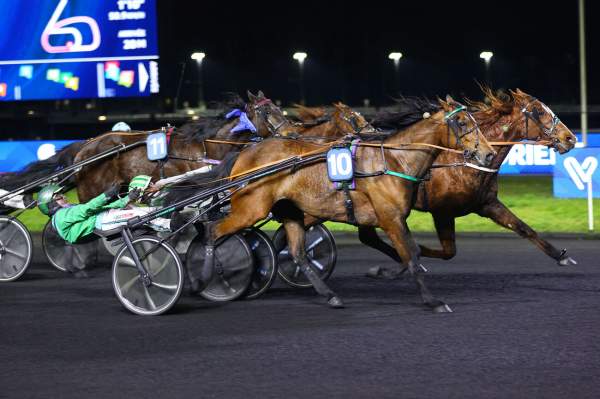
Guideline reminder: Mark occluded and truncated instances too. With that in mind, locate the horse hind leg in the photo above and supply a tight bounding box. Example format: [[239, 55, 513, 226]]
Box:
[[359, 226, 408, 280], [213, 192, 273, 239], [418, 214, 457, 260], [283, 217, 344, 308]]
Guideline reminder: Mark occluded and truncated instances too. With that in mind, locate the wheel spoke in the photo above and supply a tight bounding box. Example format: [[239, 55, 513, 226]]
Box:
[[3, 228, 18, 246], [305, 236, 324, 252], [143, 286, 157, 310], [292, 265, 301, 278], [118, 255, 137, 268], [120, 274, 141, 294], [223, 263, 251, 273], [4, 247, 27, 260], [73, 247, 86, 266], [148, 252, 171, 277], [218, 275, 235, 293], [151, 281, 178, 291], [308, 255, 325, 271]]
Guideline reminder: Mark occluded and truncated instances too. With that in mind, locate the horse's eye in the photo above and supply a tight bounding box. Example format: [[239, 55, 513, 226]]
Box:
[[458, 121, 466, 127]]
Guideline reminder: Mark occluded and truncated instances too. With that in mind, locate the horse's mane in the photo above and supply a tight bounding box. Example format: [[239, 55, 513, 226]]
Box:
[[467, 86, 516, 128], [371, 97, 441, 134], [177, 93, 246, 142], [294, 105, 328, 123]]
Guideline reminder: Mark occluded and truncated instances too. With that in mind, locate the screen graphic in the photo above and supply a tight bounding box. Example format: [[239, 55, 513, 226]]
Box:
[[0, 0, 159, 101]]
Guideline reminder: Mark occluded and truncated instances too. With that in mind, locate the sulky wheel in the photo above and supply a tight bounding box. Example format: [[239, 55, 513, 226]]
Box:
[[43, 220, 98, 273], [273, 223, 337, 288], [157, 223, 198, 257], [112, 235, 184, 316], [186, 233, 254, 302], [242, 228, 277, 299], [0, 216, 33, 282], [102, 228, 157, 257]]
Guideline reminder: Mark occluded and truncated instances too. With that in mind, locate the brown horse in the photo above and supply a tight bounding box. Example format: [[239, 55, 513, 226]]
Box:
[[203, 97, 496, 311], [283, 102, 375, 138], [73, 91, 291, 202], [362, 88, 578, 278]]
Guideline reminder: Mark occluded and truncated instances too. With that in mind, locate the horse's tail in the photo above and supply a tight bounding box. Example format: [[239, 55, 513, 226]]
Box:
[[0, 141, 85, 191], [163, 152, 240, 206]]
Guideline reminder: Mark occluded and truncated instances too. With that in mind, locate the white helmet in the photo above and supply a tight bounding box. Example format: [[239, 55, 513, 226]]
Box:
[[112, 122, 131, 132]]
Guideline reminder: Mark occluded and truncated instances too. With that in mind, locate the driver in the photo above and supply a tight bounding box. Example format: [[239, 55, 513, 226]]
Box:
[[37, 176, 171, 245]]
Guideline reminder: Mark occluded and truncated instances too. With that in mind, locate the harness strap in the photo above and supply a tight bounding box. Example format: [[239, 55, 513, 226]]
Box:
[[342, 183, 357, 225], [384, 170, 421, 182], [419, 180, 429, 210]]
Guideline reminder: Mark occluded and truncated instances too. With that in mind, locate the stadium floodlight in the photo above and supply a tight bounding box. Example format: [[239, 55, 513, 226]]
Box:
[[479, 51, 493, 63], [293, 52, 307, 64], [191, 52, 206, 62], [388, 52, 403, 62], [293, 52, 308, 104], [191, 52, 206, 109], [98, 115, 107, 121]]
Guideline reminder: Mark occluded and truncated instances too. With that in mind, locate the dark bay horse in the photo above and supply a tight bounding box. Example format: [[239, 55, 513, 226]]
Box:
[[72, 91, 291, 202], [363, 88, 578, 278], [0, 91, 291, 205], [203, 97, 495, 311]]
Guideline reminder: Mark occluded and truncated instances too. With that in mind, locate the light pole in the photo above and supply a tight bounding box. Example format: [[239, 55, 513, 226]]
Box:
[[479, 51, 493, 87], [579, 0, 588, 147], [191, 52, 206, 110], [293, 52, 307, 105], [388, 52, 402, 95]]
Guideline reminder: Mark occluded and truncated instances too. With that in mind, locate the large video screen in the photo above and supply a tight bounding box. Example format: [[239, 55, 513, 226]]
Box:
[[0, 0, 159, 101]]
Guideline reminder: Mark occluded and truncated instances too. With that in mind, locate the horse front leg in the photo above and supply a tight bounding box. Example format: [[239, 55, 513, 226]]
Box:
[[283, 218, 344, 308], [377, 212, 452, 313], [188, 192, 273, 292], [478, 199, 576, 266], [417, 214, 457, 260]]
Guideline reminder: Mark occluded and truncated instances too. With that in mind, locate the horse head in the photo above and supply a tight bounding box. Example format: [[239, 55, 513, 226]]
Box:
[[439, 95, 496, 167], [509, 88, 577, 154]]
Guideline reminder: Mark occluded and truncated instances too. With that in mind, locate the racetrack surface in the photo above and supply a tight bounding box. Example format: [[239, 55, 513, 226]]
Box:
[[1, 235, 599, 399]]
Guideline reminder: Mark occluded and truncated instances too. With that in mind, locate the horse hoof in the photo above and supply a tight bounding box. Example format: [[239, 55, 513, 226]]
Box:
[[432, 303, 453, 313], [558, 256, 577, 267], [366, 266, 383, 279], [73, 270, 89, 279], [366, 266, 402, 280], [190, 279, 206, 294], [328, 296, 345, 309]]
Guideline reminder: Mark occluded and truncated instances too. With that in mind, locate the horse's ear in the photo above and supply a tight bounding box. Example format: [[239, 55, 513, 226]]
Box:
[[445, 94, 456, 104], [257, 90, 265, 99], [438, 97, 451, 112], [513, 88, 528, 98], [247, 90, 257, 102]]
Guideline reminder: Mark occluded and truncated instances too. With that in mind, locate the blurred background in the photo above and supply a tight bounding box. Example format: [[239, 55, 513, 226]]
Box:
[[0, 0, 598, 232], [0, 0, 598, 138]]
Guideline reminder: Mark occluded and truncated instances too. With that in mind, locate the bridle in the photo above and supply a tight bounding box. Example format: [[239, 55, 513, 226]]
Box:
[[444, 104, 483, 161], [251, 98, 288, 135], [339, 110, 374, 135], [520, 97, 561, 145]]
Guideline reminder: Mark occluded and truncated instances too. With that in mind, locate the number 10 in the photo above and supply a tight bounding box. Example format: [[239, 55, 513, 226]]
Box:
[[328, 152, 352, 176]]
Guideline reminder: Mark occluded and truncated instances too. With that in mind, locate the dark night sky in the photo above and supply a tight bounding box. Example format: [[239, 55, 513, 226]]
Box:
[[157, 0, 599, 107]]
